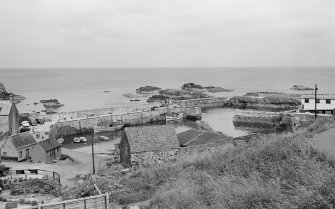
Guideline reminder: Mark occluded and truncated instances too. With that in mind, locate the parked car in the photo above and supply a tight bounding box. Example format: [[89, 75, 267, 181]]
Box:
[[31, 121, 37, 126], [80, 137, 87, 143], [73, 137, 80, 143], [21, 121, 30, 127], [100, 136, 109, 141]]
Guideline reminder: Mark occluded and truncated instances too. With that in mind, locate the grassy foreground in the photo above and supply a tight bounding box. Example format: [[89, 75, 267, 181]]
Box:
[[112, 118, 335, 208]]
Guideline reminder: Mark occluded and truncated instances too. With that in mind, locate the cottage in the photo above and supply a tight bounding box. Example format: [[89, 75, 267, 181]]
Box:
[[0, 100, 19, 136], [177, 129, 232, 147], [120, 125, 180, 166], [31, 138, 62, 163], [0, 132, 37, 161], [301, 94, 335, 115]]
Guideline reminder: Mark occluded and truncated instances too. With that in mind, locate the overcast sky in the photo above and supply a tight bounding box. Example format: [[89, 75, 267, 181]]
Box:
[[0, 0, 335, 68]]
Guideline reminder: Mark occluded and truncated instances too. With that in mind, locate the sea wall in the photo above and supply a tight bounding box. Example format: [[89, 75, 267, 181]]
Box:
[[49, 106, 201, 139], [233, 110, 292, 131], [176, 98, 227, 109]]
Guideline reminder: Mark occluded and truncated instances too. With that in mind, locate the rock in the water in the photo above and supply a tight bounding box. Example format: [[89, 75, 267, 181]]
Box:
[[205, 86, 233, 93], [291, 85, 314, 90], [136, 86, 161, 95], [123, 93, 141, 98]]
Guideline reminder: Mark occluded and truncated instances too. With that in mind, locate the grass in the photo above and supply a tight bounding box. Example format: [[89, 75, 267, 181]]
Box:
[[107, 117, 335, 208]]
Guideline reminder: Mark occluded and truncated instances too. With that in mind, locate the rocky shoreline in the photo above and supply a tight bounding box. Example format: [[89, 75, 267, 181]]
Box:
[[0, 82, 25, 103]]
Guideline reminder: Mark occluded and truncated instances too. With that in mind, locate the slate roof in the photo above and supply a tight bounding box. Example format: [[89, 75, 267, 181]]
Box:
[[8, 132, 37, 149], [0, 101, 12, 115], [177, 129, 232, 147], [124, 125, 179, 153], [302, 94, 335, 100], [38, 138, 61, 152]]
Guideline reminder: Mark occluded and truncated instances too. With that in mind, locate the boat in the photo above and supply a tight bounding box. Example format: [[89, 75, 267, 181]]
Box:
[[94, 120, 124, 133], [166, 100, 184, 122], [166, 112, 184, 121], [73, 137, 80, 143], [57, 138, 64, 144], [80, 137, 87, 143]]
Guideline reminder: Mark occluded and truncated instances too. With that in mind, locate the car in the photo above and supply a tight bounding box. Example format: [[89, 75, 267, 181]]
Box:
[[73, 137, 80, 143], [21, 121, 30, 127], [80, 137, 87, 143], [100, 136, 109, 141], [31, 121, 38, 126]]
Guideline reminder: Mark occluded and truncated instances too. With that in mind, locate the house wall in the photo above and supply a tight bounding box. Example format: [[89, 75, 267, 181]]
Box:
[[302, 98, 335, 111], [17, 146, 35, 162], [31, 145, 62, 163], [119, 132, 131, 166], [129, 143, 233, 167], [1, 140, 18, 160], [31, 145, 47, 163]]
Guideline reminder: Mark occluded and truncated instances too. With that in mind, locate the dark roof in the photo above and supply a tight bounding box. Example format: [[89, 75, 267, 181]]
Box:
[[9, 132, 37, 149], [177, 129, 232, 147], [302, 94, 335, 100], [38, 138, 61, 152], [177, 129, 203, 145], [124, 125, 179, 153]]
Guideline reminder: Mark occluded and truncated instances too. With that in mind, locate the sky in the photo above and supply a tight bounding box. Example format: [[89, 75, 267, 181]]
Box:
[[0, 0, 335, 68]]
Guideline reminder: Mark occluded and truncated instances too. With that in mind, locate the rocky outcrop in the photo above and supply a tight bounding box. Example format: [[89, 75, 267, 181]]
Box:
[[147, 88, 210, 104], [194, 120, 214, 131], [228, 96, 300, 111], [0, 82, 6, 93], [0, 82, 25, 102], [41, 99, 64, 108], [123, 93, 141, 98], [205, 86, 233, 93], [136, 86, 161, 95], [291, 85, 314, 90]]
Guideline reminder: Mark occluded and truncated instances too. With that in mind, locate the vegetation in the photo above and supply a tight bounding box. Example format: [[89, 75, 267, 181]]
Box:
[[104, 118, 335, 208], [10, 177, 62, 197]]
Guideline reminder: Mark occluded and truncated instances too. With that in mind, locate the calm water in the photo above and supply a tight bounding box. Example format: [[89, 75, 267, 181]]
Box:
[[1, 67, 335, 137]]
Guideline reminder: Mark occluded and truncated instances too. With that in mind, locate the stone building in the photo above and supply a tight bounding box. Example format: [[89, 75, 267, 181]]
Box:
[[0, 101, 19, 136], [31, 138, 62, 163], [0, 132, 37, 161], [120, 125, 180, 167]]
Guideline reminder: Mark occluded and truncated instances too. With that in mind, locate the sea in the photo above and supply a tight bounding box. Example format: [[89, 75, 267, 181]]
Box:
[[1, 67, 335, 137]]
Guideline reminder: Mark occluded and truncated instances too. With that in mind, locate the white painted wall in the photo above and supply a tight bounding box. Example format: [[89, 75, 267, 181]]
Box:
[[301, 98, 335, 110]]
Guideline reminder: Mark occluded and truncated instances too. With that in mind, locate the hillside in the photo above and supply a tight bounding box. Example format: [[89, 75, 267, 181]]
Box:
[[110, 118, 335, 208]]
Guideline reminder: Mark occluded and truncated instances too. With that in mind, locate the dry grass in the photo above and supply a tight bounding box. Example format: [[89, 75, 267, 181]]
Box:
[[111, 118, 335, 208]]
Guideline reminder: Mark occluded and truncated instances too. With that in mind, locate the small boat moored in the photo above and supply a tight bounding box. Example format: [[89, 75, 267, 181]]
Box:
[[166, 112, 184, 122]]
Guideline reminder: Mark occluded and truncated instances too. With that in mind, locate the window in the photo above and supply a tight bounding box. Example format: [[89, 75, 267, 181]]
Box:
[[305, 99, 309, 103], [326, 99, 331, 104], [19, 151, 22, 158], [2, 152, 7, 156], [316, 99, 320, 103]]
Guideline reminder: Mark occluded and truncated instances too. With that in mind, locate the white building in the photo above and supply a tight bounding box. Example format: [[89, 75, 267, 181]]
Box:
[[301, 94, 335, 115]]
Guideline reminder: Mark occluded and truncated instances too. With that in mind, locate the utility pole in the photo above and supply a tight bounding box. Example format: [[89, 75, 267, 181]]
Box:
[[315, 84, 318, 119], [91, 130, 95, 174]]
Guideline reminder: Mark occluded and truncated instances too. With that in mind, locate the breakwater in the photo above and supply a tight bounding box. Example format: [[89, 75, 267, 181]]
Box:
[[176, 98, 227, 109], [49, 106, 201, 140]]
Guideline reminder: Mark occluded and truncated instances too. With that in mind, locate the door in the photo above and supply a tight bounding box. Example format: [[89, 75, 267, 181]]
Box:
[[26, 149, 30, 159]]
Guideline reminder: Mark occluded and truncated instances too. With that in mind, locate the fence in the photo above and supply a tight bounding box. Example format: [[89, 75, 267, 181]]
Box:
[[35, 193, 109, 209]]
